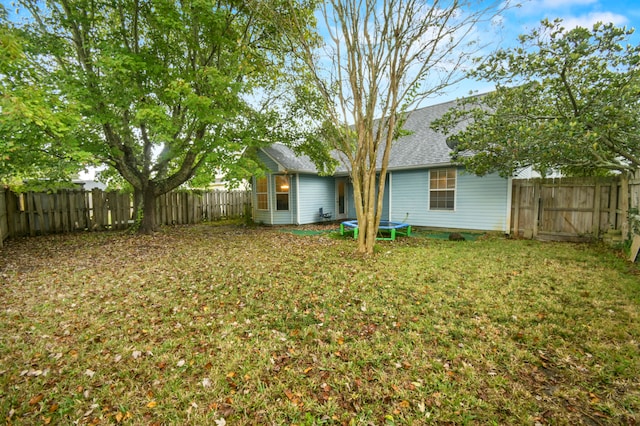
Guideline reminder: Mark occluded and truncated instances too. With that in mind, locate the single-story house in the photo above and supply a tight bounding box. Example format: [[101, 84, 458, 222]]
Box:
[[252, 99, 513, 233]]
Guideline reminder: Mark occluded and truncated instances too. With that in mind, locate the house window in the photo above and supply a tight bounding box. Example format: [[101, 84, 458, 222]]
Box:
[[275, 175, 290, 211], [430, 168, 456, 210], [256, 177, 268, 210]]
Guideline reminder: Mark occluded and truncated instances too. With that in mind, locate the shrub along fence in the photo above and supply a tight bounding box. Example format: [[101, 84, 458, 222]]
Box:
[[511, 175, 640, 243], [0, 188, 251, 242]]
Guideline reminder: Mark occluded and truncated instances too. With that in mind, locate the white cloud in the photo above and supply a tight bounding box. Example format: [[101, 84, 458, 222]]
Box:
[[539, 0, 597, 8], [560, 11, 629, 29], [518, 0, 597, 15]]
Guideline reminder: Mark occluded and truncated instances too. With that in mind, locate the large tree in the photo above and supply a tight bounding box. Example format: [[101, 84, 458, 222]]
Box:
[[1, 7, 90, 187], [8, 0, 315, 233], [432, 19, 640, 177], [289, 0, 506, 255]]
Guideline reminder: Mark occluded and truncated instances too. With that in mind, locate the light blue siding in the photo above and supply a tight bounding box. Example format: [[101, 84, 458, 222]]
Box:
[[297, 174, 335, 224], [344, 175, 389, 221], [381, 177, 390, 221], [390, 169, 509, 231], [347, 183, 356, 218], [257, 150, 282, 172]]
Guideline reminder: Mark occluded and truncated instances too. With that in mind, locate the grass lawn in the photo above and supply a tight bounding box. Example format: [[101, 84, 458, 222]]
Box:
[[1, 222, 639, 425]]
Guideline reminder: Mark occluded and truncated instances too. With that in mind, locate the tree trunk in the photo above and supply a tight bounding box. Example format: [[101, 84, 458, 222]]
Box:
[[355, 168, 382, 256], [138, 186, 157, 234], [133, 188, 143, 220], [364, 170, 378, 255]]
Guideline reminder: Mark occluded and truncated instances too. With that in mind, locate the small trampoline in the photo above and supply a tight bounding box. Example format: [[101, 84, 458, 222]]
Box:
[[340, 220, 411, 241]]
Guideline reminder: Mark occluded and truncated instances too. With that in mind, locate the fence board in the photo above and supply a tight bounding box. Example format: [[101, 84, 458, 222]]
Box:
[[69, 191, 78, 231], [35, 194, 47, 235]]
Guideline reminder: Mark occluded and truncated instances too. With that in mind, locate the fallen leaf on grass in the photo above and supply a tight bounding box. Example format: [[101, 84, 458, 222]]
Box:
[[284, 389, 303, 407], [29, 394, 44, 405], [147, 400, 157, 408]]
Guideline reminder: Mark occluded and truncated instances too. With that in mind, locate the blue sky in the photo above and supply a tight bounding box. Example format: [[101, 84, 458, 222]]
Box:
[[422, 0, 640, 103], [3, 0, 638, 104], [441, 0, 640, 103]]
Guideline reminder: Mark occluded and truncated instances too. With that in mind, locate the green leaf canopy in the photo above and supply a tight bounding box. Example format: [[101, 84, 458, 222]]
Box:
[[433, 19, 640, 177], [3, 0, 316, 231]]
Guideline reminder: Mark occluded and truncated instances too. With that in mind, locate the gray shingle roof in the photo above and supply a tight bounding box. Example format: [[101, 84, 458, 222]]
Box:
[[261, 98, 461, 174], [261, 144, 319, 173]]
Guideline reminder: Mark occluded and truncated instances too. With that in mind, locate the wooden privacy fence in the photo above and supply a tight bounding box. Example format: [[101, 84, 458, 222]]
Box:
[[0, 188, 251, 241], [511, 176, 639, 242], [154, 190, 251, 226]]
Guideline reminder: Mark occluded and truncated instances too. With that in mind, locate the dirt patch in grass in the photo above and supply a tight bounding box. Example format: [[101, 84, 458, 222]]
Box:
[[1, 223, 639, 425]]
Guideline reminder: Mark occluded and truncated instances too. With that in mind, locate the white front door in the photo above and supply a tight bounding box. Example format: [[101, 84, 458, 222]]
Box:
[[335, 179, 347, 220]]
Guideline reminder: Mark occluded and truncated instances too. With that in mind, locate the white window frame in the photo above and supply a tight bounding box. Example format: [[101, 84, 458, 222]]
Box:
[[429, 168, 456, 211], [275, 175, 290, 211], [256, 176, 268, 211]]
